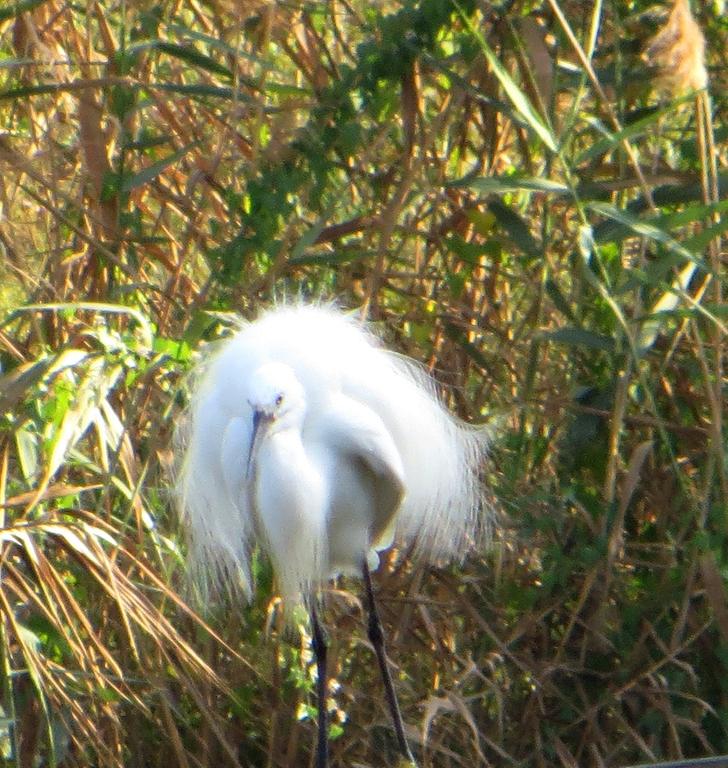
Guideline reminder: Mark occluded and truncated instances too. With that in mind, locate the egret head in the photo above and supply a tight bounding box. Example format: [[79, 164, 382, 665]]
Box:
[[246, 362, 306, 478], [247, 362, 305, 421]]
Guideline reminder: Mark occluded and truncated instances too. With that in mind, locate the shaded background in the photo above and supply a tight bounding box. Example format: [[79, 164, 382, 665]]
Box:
[[0, 0, 726, 766]]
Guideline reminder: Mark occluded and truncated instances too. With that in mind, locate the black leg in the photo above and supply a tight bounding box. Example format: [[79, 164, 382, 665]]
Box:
[[310, 604, 329, 768], [362, 560, 416, 766]]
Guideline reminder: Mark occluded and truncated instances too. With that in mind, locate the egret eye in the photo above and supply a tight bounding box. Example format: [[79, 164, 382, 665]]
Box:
[[275, 393, 284, 407]]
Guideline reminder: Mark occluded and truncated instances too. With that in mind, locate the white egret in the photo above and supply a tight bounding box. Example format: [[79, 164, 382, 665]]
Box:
[[177, 302, 490, 767]]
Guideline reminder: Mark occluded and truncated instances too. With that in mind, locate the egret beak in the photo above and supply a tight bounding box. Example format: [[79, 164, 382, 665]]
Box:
[[246, 409, 270, 480]]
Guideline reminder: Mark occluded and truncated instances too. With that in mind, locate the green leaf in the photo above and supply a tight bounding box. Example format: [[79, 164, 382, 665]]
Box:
[[421, 51, 540, 134], [457, 7, 557, 152], [166, 23, 274, 69], [0, 80, 265, 105], [622, 251, 685, 291], [9, 303, 154, 348], [0, 83, 67, 100], [288, 221, 327, 263], [264, 83, 311, 97], [465, 210, 497, 238], [655, 199, 728, 230], [43, 358, 123, 484], [545, 279, 578, 324], [123, 133, 173, 151], [288, 249, 375, 266], [597, 199, 728, 247], [636, 262, 697, 353], [541, 327, 615, 352], [608, 172, 728, 218], [589, 202, 702, 265], [456, 175, 569, 195], [444, 324, 491, 370], [15, 425, 39, 483], [120, 142, 199, 194], [127, 40, 233, 79], [0, 359, 53, 415], [576, 95, 694, 163], [0, 0, 48, 21], [444, 235, 489, 265], [681, 215, 728, 255], [149, 82, 258, 102], [152, 337, 191, 361], [487, 199, 540, 259]]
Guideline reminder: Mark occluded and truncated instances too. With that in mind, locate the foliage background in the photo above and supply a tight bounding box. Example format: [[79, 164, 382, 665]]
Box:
[[0, 0, 726, 766]]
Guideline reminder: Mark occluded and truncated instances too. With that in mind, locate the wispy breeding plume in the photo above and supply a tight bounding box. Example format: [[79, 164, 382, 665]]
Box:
[[644, 0, 708, 94]]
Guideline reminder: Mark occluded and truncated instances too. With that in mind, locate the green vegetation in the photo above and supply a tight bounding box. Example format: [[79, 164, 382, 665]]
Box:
[[0, 0, 725, 765]]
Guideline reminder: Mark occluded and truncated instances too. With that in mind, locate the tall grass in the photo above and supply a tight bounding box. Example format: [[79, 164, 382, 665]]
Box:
[[0, 0, 725, 765]]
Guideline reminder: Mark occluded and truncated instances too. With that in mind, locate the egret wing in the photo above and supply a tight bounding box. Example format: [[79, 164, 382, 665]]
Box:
[[314, 395, 406, 549]]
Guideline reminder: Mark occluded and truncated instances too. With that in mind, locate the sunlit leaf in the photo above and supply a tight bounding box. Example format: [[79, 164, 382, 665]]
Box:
[[458, 175, 569, 195], [120, 142, 200, 194], [14, 425, 38, 483], [458, 8, 557, 151]]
